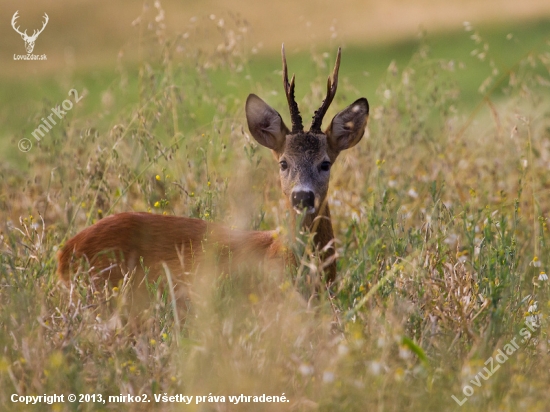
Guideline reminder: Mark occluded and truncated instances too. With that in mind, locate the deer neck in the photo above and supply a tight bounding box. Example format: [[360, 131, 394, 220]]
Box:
[[289, 199, 337, 282]]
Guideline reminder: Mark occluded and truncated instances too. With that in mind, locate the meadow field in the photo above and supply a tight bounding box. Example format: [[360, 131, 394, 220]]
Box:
[[2, 1, 550, 411]]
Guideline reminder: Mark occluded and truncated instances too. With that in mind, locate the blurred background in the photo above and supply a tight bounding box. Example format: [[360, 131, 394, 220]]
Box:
[[2, 0, 550, 75], [1, 0, 549, 164]]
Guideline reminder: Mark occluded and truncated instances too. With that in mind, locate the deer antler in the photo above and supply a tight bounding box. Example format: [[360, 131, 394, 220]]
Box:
[[310, 47, 341, 133], [282, 44, 304, 133], [11, 11, 27, 37], [11, 11, 49, 41], [30, 13, 49, 40]]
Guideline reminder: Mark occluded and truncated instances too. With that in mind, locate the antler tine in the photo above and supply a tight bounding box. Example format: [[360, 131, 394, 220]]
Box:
[[11, 11, 26, 36], [11, 10, 19, 26], [282, 44, 304, 133], [31, 13, 49, 39], [41, 13, 49, 30], [310, 47, 341, 133]]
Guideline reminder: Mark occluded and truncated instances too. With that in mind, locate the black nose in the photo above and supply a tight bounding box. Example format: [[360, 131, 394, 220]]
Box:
[[292, 191, 315, 210]]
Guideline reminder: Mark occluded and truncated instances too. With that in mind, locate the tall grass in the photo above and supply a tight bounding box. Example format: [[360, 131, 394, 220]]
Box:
[[2, 3, 550, 411]]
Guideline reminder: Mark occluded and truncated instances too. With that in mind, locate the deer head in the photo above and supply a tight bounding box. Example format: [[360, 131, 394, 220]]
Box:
[[246, 45, 369, 216], [11, 11, 49, 54]]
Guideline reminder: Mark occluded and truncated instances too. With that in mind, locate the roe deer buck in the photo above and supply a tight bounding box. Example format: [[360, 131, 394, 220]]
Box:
[[57, 45, 369, 287]]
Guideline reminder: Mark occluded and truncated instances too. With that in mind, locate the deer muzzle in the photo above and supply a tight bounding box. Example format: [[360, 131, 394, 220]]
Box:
[[291, 190, 315, 214]]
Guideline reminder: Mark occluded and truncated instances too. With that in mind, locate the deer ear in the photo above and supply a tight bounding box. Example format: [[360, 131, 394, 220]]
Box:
[[246, 94, 289, 152], [326, 98, 369, 153]]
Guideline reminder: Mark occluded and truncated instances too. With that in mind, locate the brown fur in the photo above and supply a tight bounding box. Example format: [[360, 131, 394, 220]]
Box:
[[300, 202, 337, 282], [57, 212, 284, 286]]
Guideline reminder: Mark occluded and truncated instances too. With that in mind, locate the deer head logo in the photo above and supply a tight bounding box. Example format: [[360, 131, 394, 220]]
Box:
[[11, 11, 49, 54]]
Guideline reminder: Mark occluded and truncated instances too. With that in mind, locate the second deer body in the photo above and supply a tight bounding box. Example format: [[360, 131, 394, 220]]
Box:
[[57, 46, 369, 287]]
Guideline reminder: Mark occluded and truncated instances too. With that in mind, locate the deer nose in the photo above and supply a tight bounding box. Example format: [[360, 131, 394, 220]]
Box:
[[292, 190, 315, 212]]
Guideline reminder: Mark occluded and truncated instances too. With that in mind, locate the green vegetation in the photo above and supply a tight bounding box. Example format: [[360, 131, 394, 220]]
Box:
[[1, 6, 550, 412], [3, 17, 549, 166]]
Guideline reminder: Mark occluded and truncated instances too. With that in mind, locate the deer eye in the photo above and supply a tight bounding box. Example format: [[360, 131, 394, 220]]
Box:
[[319, 161, 331, 172], [279, 160, 288, 171]]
